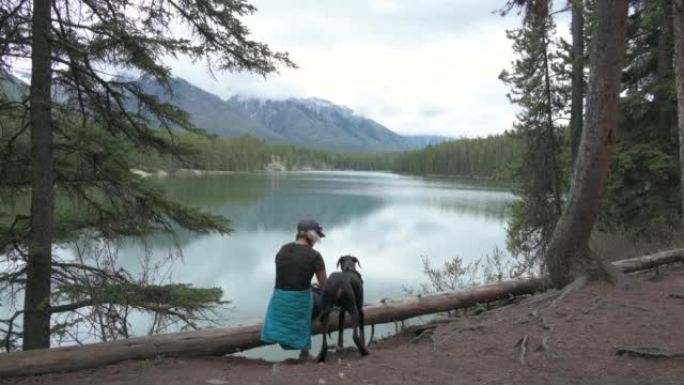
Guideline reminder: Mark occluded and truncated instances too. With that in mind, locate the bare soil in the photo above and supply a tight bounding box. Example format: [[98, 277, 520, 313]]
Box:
[[4, 266, 684, 385]]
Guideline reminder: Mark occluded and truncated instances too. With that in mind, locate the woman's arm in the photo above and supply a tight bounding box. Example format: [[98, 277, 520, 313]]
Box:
[[315, 268, 327, 288]]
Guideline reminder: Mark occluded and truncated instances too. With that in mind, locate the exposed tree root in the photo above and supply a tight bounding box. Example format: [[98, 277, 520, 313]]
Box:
[[616, 347, 684, 359], [436, 325, 484, 345], [516, 311, 538, 325], [595, 252, 633, 290], [460, 325, 485, 332], [557, 306, 577, 322], [410, 327, 435, 344], [582, 297, 602, 314], [550, 248, 633, 295], [520, 290, 561, 306], [612, 302, 650, 312], [566, 310, 576, 322], [551, 275, 588, 308], [667, 293, 684, 301], [515, 334, 529, 365], [537, 336, 550, 352]]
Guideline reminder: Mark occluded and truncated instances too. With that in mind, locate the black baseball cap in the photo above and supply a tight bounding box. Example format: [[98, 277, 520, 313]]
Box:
[[297, 219, 325, 238]]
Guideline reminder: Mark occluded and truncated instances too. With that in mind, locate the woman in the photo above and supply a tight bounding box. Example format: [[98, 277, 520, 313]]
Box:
[[261, 219, 327, 359]]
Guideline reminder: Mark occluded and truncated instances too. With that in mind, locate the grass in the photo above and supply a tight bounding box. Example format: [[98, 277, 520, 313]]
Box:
[[590, 226, 684, 262]]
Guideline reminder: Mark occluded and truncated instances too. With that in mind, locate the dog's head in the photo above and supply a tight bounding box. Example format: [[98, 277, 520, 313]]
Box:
[[337, 255, 361, 272]]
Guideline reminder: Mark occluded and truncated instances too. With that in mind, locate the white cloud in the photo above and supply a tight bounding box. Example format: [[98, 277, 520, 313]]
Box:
[[168, 1, 565, 138]]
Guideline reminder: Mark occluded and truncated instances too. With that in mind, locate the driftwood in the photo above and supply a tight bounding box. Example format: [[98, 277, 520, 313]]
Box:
[[0, 249, 683, 377]]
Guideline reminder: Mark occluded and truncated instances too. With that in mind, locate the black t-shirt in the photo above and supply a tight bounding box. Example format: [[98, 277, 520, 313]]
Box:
[[274, 242, 325, 291]]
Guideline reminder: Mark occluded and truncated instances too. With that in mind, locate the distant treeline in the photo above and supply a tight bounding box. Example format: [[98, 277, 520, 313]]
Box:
[[389, 134, 520, 178], [138, 133, 520, 180]]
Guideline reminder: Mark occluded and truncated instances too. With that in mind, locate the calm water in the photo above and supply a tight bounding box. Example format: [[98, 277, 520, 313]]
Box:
[[112, 171, 514, 359]]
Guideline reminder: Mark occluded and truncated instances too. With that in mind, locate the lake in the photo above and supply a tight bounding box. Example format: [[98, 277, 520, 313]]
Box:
[[113, 171, 515, 359]]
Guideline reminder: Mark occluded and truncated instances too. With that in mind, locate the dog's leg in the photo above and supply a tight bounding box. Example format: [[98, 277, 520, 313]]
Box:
[[316, 311, 331, 363], [356, 287, 368, 351], [337, 309, 345, 349], [358, 307, 367, 347], [347, 302, 369, 356], [312, 291, 322, 320]]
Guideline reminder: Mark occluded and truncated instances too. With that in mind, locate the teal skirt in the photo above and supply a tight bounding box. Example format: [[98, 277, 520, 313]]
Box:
[[261, 288, 313, 350]]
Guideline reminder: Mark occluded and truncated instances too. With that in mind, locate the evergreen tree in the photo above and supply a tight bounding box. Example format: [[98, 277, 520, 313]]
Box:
[[499, 1, 567, 264], [0, 0, 292, 349], [602, 0, 680, 235]]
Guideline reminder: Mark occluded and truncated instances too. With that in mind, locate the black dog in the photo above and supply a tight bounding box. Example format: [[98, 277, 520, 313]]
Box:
[[312, 285, 322, 320], [316, 255, 369, 362]]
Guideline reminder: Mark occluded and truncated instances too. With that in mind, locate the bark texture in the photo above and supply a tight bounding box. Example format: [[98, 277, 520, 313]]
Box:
[[542, 20, 563, 215], [655, 0, 674, 140], [545, 0, 629, 288], [23, 0, 54, 350], [674, 0, 684, 216], [570, 0, 585, 163]]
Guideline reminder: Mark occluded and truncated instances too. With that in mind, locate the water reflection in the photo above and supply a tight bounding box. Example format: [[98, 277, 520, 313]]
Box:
[[114, 171, 515, 358]]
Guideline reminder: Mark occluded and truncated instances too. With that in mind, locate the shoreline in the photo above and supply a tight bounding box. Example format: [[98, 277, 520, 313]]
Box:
[[6, 264, 684, 384], [130, 167, 508, 184]]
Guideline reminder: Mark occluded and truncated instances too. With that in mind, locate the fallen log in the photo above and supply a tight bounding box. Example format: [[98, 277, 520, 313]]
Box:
[[0, 278, 544, 377], [1, 249, 683, 377], [612, 248, 684, 273]]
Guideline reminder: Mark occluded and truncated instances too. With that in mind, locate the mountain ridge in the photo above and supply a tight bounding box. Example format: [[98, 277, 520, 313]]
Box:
[[223, 94, 412, 151], [1, 72, 453, 152]]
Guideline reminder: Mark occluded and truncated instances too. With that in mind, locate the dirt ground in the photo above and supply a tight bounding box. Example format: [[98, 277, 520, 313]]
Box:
[[4, 266, 684, 385]]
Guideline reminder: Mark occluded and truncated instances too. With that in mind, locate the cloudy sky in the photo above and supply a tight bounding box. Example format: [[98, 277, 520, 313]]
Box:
[[170, 1, 567, 138]]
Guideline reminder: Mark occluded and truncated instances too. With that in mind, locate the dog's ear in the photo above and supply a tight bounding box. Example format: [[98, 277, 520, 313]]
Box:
[[353, 257, 361, 268], [337, 257, 343, 269]]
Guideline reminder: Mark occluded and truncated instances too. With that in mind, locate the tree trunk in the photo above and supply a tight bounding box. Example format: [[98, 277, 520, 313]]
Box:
[[655, 0, 674, 140], [23, 0, 54, 350], [674, 0, 684, 217], [570, 0, 585, 163], [545, 0, 629, 288], [542, 21, 563, 215]]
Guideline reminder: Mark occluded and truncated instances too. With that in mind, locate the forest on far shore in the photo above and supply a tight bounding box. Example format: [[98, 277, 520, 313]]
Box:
[[138, 133, 520, 180]]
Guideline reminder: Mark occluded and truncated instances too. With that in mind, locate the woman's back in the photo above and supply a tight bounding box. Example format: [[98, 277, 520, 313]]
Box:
[[275, 242, 324, 291]]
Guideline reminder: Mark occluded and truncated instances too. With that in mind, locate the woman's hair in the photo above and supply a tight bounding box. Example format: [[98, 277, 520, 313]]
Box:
[[296, 229, 321, 245]]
